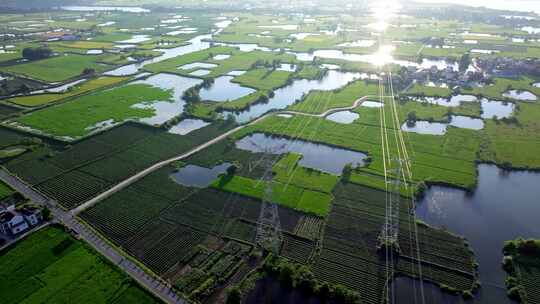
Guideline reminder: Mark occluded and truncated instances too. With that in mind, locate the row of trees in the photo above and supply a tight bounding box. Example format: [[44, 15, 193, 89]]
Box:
[[228, 256, 361, 304], [22, 46, 52, 61]]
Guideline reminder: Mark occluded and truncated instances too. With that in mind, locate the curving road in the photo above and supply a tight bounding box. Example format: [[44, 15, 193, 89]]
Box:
[[73, 96, 370, 215], [0, 95, 371, 304], [0, 169, 185, 304]]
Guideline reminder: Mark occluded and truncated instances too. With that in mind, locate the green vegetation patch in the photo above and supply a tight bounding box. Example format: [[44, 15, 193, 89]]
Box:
[[273, 153, 339, 193], [0, 180, 14, 200], [0, 225, 161, 304], [14, 84, 173, 138], [288, 80, 379, 114], [502, 239, 540, 303], [211, 175, 332, 216], [232, 68, 292, 90], [480, 102, 540, 169], [3, 54, 113, 82], [6, 76, 130, 107], [463, 77, 540, 100]]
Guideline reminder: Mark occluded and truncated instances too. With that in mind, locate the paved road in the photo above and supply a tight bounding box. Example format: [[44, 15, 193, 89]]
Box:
[[73, 96, 370, 215], [73, 110, 274, 215], [0, 169, 184, 304], [0, 95, 371, 303]]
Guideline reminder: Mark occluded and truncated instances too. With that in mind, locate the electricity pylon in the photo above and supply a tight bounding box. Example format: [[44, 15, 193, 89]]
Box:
[[248, 139, 284, 254]]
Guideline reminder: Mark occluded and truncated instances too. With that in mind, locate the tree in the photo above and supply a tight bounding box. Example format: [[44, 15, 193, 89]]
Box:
[[22, 47, 52, 61], [225, 286, 242, 304], [82, 68, 96, 76], [459, 53, 471, 73], [41, 206, 51, 221], [342, 163, 353, 182], [226, 164, 238, 176], [278, 262, 295, 287], [406, 111, 417, 127]]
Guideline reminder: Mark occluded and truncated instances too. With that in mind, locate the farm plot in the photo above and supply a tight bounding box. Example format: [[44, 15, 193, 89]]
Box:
[[14, 84, 173, 138], [288, 79, 379, 114], [0, 126, 32, 148], [0, 103, 23, 120], [273, 153, 339, 193], [5, 121, 234, 210], [0, 225, 161, 304], [5, 76, 130, 107], [235, 109, 480, 189], [314, 182, 477, 298], [211, 175, 333, 217], [2, 54, 113, 83], [0, 180, 14, 200], [502, 239, 540, 304]]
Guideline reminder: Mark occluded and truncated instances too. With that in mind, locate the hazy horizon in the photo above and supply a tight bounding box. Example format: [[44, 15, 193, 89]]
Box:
[[413, 0, 540, 14]]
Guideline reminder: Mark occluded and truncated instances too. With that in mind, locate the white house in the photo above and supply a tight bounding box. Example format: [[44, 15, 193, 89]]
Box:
[[0, 211, 29, 235], [20, 207, 43, 226]]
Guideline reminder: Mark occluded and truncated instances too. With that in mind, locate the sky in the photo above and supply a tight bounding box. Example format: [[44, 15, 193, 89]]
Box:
[[413, 0, 540, 14]]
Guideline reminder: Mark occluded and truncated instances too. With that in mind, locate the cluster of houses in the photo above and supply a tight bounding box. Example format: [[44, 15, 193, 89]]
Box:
[[475, 57, 540, 78], [0, 201, 43, 236]]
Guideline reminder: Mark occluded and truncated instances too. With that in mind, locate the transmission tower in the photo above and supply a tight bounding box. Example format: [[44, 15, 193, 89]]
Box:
[[248, 140, 284, 254], [378, 157, 404, 255]]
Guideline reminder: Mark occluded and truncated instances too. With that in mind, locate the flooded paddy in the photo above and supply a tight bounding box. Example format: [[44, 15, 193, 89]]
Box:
[[401, 121, 447, 135], [170, 163, 231, 188], [168, 119, 210, 135], [105, 34, 212, 76], [521, 26, 540, 34], [502, 90, 537, 101], [449, 115, 484, 130], [199, 76, 256, 102], [471, 49, 500, 55], [325, 110, 359, 124], [417, 164, 540, 304], [290, 32, 319, 40], [480, 99, 514, 119], [118, 35, 151, 44], [86, 49, 103, 55], [189, 69, 211, 76], [223, 70, 361, 123], [338, 40, 376, 47], [131, 73, 202, 125], [276, 63, 297, 72], [31, 78, 87, 94], [361, 101, 384, 108], [227, 70, 247, 76], [412, 95, 477, 107], [212, 54, 230, 60], [178, 62, 217, 70], [235, 133, 367, 174]]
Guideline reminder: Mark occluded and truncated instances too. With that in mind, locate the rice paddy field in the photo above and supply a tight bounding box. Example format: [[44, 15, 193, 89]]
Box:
[[0, 225, 161, 304], [0, 2, 539, 304]]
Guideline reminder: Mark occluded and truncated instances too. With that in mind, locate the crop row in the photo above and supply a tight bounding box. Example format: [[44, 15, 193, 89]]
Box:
[[279, 233, 315, 264], [396, 258, 475, 292], [36, 170, 112, 209], [293, 215, 323, 240], [312, 257, 385, 304], [81, 187, 177, 244], [123, 219, 177, 258], [138, 225, 207, 274]]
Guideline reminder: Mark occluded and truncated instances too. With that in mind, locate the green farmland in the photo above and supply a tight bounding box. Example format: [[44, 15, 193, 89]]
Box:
[[3, 54, 113, 83], [0, 3, 539, 304], [15, 84, 173, 138], [0, 225, 161, 304]]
